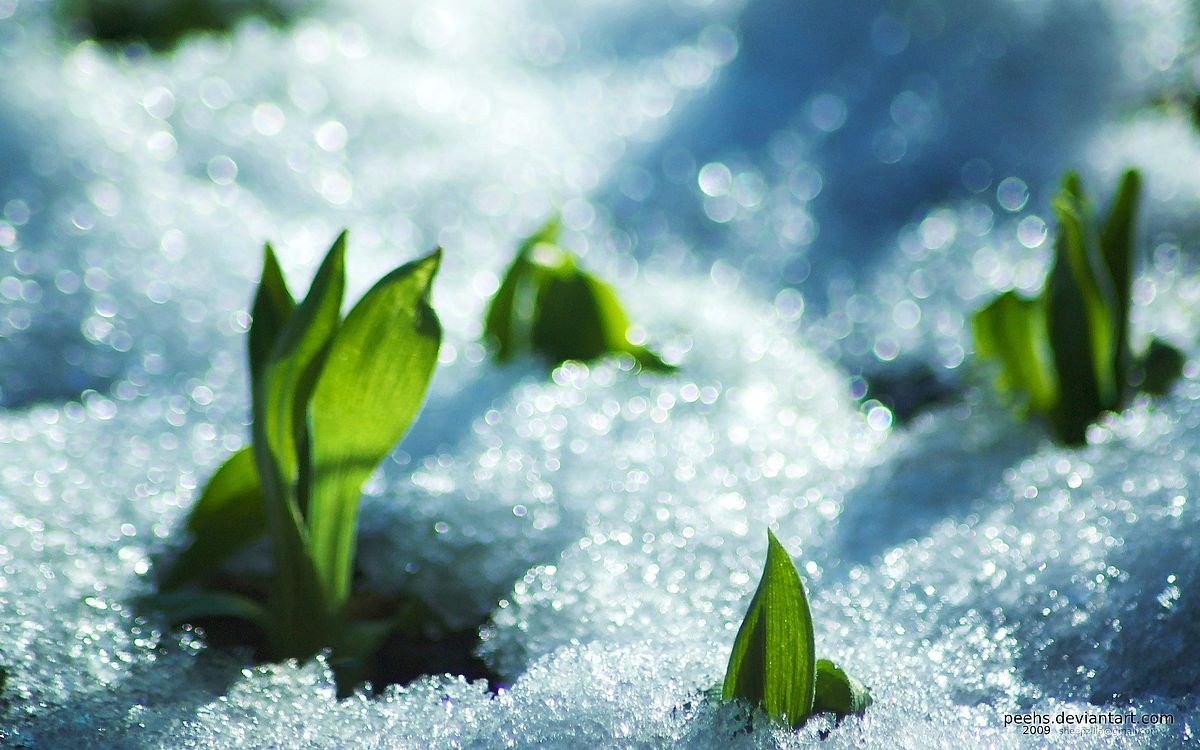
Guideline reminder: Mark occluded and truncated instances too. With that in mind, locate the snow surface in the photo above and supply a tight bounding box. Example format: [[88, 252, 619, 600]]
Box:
[[1, 0, 1199, 747]]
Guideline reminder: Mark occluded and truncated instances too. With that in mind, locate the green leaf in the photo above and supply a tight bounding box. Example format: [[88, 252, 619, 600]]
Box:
[[485, 217, 562, 361], [971, 169, 1156, 446], [138, 589, 271, 631], [158, 447, 266, 590], [530, 268, 612, 364], [722, 529, 817, 728], [306, 250, 442, 605], [813, 659, 872, 716], [1139, 338, 1186, 396], [529, 266, 674, 372], [1046, 175, 1119, 444], [249, 243, 296, 389], [971, 291, 1058, 414], [486, 218, 673, 372], [579, 272, 675, 372], [252, 233, 346, 657], [1098, 169, 1141, 385], [257, 232, 346, 491]]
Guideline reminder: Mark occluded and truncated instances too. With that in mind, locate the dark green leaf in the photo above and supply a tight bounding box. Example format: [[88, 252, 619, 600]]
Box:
[[306, 250, 442, 604], [158, 447, 266, 590], [1098, 169, 1141, 384], [1139, 338, 1186, 396], [971, 291, 1058, 414], [813, 659, 872, 716], [722, 529, 816, 728], [530, 268, 612, 364], [249, 243, 296, 389], [529, 266, 674, 372], [1046, 177, 1118, 444], [485, 217, 562, 361], [486, 218, 672, 372], [138, 589, 271, 631]]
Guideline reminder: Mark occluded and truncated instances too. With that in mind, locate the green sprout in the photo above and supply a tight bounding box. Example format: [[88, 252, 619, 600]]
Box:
[[721, 530, 871, 728], [484, 217, 673, 372], [147, 233, 442, 687], [972, 169, 1185, 445]]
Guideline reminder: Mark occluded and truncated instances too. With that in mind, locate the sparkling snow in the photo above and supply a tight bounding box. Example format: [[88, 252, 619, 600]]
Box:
[[1, 0, 1198, 747]]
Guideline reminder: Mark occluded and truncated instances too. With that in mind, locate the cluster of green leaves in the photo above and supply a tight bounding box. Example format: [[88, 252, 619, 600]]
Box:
[[149, 233, 442, 685], [721, 530, 871, 729], [973, 169, 1184, 445], [485, 217, 673, 372]]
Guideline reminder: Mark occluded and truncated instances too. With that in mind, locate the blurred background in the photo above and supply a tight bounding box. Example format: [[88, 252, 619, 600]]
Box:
[[3, 0, 1199, 413]]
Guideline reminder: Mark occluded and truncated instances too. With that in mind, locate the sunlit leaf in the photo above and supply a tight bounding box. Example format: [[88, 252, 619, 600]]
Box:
[[152, 233, 448, 680], [252, 234, 346, 657], [971, 291, 1058, 414], [306, 250, 442, 604], [723, 529, 816, 728], [257, 232, 346, 491], [158, 447, 265, 590], [486, 218, 673, 372], [813, 659, 872, 716]]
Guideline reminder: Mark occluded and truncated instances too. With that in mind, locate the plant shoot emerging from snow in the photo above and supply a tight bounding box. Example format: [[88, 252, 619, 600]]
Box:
[[485, 217, 673, 372], [147, 233, 442, 690], [722, 530, 871, 728], [973, 169, 1184, 445]]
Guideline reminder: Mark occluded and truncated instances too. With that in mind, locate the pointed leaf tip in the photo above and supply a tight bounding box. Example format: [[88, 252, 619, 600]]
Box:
[[723, 528, 817, 728], [249, 242, 296, 386], [414, 247, 443, 290], [521, 216, 562, 254]]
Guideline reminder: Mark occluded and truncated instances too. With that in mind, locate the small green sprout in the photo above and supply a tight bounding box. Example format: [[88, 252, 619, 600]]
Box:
[[722, 530, 871, 728], [147, 233, 442, 686], [972, 169, 1185, 445], [484, 217, 673, 372]]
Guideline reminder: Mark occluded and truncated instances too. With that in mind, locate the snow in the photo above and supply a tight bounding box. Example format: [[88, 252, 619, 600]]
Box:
[[1, 0, 1199, 747]]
